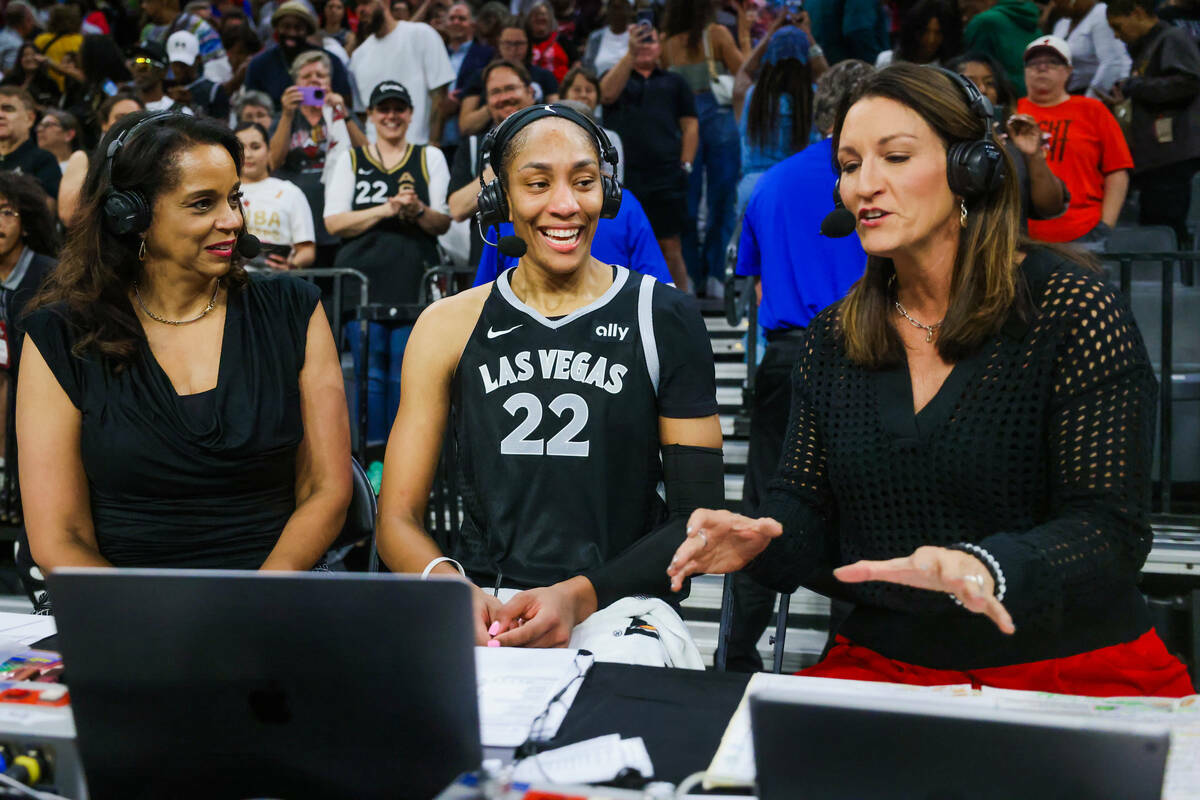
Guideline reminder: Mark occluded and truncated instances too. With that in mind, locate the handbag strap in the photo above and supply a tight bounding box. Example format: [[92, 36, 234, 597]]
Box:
[[703, 27, 719, 82]]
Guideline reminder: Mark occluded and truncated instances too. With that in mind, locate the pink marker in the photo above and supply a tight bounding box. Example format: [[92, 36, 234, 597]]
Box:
[[487, 639, 500, 647], [488, 621, 501, 637]]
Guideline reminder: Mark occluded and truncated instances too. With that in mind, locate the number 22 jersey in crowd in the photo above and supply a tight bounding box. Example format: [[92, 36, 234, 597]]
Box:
[[450, 266, 718, 590]]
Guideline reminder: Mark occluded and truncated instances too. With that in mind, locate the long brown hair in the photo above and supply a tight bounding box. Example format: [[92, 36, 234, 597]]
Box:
[[832, 64, 1022, 368], [30, 112, 247, 366]]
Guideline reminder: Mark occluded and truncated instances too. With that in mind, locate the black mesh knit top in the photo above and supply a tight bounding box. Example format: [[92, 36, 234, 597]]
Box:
[[748, 247, 1159, 670]]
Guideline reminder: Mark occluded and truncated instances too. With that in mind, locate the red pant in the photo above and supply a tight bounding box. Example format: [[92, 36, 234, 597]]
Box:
[[801, 629, 1195, 697]]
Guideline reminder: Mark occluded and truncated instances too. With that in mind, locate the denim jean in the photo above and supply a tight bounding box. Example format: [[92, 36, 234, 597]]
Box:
[[683, 90, 742, 288], [343, 320, 413, 445]]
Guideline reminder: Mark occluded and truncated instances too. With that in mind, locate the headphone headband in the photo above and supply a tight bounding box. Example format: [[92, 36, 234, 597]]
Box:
[[102, 110, 179, 190], [481, 104, 620, 181], [933, 66, 996, 137], [475, 103, 623, 230]]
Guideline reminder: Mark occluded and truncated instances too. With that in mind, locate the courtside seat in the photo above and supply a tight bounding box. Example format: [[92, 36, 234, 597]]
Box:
[[1128, 281, 1200, 482]]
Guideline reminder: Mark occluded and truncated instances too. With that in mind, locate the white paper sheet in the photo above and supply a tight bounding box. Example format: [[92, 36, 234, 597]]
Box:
[[0, 613, 55, 648], [704, 674, 975, 789], [511, 734, 654, 784], [475, 646, 593, 747], [979, 688, 1200, 800]]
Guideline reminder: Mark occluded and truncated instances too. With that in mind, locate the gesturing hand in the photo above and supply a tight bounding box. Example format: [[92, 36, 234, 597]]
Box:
[[1004, 113, 1047, 157], [834, 545, 1015, 634], [665, 508, 782, 593]]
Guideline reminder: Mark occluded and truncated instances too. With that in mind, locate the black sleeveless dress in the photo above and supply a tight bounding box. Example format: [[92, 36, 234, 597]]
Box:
[[23, 273, 322, 569]]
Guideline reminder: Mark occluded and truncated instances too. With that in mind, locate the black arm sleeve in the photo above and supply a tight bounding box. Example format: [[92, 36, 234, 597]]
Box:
[[583, 444, 725, 608], [654, 284, 719, 418]]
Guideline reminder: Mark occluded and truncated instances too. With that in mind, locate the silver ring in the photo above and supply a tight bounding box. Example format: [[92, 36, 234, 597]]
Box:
[[697, 531, 708, 549], [965, 574, 985, 588]]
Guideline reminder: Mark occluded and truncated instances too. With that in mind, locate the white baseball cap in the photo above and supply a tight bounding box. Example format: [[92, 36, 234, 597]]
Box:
[[166, 30, 200, 66], [1024, 35, 1072, 67]]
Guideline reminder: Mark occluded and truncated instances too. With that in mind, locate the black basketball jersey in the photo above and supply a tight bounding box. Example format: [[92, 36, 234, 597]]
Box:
[[450, 266, 719, 591], [333, 144, 439, 303]]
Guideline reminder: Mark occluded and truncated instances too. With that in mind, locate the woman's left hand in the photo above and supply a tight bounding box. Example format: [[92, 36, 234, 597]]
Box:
[[834, 545, 1016, 634]]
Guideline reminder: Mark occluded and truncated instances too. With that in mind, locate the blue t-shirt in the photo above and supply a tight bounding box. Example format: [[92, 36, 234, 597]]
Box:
[[472, 188, 673, 286], [736, 137, 867, 332]]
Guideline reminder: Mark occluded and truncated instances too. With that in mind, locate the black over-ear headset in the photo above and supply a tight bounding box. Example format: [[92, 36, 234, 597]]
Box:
[[101, 110, 179, 236], [476, 103, 623, 230], [824, 66, 1008, 236], [936, 66, 1007, 202]]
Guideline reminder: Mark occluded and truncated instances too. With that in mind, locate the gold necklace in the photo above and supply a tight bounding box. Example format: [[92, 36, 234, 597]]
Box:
[[134, 281, 220, 326]]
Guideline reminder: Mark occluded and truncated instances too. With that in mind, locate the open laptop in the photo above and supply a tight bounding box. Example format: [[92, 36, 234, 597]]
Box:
[[48, 569, 481, 800], [751, 685, 1171, 800]]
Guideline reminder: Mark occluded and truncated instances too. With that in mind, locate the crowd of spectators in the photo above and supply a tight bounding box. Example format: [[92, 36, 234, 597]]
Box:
[[0, 0, 1194, 450]]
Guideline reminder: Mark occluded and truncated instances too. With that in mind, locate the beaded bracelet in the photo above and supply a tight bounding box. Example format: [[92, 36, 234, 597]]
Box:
[[948, 542, 1007, 603]]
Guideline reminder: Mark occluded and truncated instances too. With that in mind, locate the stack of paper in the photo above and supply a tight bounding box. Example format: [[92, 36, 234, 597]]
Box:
[[0, 613, 55, 647], [475, 647, 594, 747], [511, 734, 653, 784]]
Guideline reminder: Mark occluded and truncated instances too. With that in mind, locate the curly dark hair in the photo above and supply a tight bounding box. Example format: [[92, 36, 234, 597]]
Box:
[[30, 112, 248, 366], [0, 172, 59, 258]]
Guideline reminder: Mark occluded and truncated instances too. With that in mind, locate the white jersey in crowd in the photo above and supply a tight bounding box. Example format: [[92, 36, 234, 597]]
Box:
[[349, 21, 456, 145], [239, 177, 316, 247], [322, 142, 452, 218]]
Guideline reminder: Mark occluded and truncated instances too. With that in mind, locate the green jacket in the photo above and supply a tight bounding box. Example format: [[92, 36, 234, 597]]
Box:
[[965, 0, 1041, 95]]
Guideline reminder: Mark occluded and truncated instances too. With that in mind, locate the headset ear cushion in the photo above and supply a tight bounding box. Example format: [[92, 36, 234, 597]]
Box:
[[946, 140, 1006, 203], [102, 189, 151, 236], [600, 175, 622, 219], [476, 179, 508, 229]]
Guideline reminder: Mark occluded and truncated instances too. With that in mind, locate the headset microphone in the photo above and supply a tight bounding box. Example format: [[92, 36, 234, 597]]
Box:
[[236, 233, 261, 259], [820, 207, 857, 238], [476, 214, 529, 259], [498, 235, 526, 258]]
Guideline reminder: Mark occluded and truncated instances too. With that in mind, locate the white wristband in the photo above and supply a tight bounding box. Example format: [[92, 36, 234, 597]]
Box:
[[421, 556, 466, 580]]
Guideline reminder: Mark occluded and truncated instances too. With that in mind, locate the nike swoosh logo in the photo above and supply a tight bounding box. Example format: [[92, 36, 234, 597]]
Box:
[[487, 324, 522, 339], [357, 168, 372, 175]]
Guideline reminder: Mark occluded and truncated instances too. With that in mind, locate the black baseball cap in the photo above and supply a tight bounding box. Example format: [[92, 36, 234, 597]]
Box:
[[369, 81, 412, 109], [130, 40, 168, 68]]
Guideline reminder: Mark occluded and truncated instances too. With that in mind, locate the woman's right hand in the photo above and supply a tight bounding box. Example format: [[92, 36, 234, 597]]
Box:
[[666, 509, 782, 592], [472, 584, 504, 646], [280, 85, 303, 113]]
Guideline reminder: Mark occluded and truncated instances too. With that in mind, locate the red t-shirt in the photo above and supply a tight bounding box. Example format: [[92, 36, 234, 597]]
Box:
[[1018, 96, 1133, 243]]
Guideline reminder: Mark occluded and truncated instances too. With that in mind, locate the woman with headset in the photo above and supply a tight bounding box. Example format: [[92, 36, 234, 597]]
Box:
[[667, 64, 1194, 696], [375, 104, 724, 656], [15, 112, 350, 593]]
